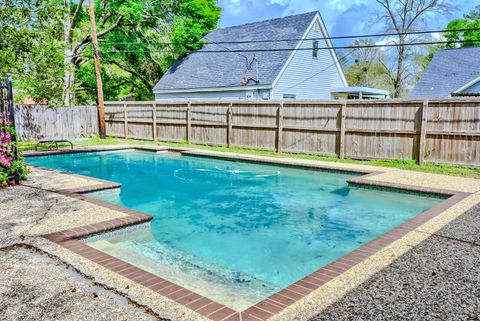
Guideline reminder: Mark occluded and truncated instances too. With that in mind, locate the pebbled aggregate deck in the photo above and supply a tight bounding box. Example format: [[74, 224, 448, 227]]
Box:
[[310, 205, 480, 321], [0, 145, 478, 321]]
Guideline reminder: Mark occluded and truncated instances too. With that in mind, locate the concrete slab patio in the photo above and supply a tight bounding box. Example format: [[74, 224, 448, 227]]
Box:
[[1, 145, 479, 321]]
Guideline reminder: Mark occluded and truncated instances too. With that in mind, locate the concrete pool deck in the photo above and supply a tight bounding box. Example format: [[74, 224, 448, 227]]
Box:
[[1, 145, 479, 320]]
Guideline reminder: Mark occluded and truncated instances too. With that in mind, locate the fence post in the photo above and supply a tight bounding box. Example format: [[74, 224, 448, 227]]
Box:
[[186, 102, 191, 144], [339, 100, 347, 159], [227, 102, 233, 147], [276, 102, 283, 152], [123, 102, 128, 139], [152, 102, 157, 141], [418, 99, 429, 165]]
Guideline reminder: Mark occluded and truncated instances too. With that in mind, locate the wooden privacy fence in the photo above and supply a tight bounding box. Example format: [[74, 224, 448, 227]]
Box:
[[14, 105, 99, 140], [104, 99, 480, 167]]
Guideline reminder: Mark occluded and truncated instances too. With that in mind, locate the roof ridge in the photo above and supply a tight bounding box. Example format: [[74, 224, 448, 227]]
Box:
[[216, 11, 318, 31]]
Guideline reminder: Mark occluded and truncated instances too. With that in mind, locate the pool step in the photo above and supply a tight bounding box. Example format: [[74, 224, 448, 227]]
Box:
[[89, 239, 277, 311]]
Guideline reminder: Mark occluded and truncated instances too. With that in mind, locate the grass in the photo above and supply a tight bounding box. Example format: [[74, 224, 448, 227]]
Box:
[[18, 136, 480, 179]]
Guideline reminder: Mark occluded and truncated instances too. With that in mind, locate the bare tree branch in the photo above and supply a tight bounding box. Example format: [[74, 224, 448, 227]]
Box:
[[97, 15, 123, 38], [73, 15, 123, 56], [374, 0, 451, 97], [100, 12, 112, 28], [69, 0, 84, 43]]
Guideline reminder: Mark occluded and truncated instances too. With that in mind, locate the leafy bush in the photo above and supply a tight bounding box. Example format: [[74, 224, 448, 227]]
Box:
[[0, 110, 28, 187]]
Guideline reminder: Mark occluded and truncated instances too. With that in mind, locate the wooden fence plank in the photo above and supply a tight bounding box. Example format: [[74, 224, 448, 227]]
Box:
[[276, 102, 283, 152], [186, 102, 191, 143], [103, 99, 480, 168], [339, 101, 347, 159], [123, 102, 128, 139], [227, 103, 233, 147], [152, 103, 157, 141], [418, 99, 429, 165]]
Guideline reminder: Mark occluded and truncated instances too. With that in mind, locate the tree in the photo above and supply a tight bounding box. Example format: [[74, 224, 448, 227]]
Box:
[[343, 39, 390, 90], [0, 0, 65, 104], [62, 0, 159, 105], [0, 0, 221, 105], [374, 0, 451, 97], [90, 0, 221, 101], [445, 5, 480, 48], [170, 0, 221, 55], [64, 0, 220, 105]]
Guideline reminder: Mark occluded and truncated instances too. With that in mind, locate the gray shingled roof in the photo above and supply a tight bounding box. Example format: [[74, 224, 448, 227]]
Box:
[[153, 11, 318, 91], [410, 47, 480, 98]]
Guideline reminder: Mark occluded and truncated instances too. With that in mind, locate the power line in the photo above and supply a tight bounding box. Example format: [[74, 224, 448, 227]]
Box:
[[203, 36, 250, 62], [100, 39, 480, 55], [98, 27, 480, 46]]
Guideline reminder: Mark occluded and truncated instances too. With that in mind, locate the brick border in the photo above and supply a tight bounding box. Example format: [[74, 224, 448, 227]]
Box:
[[26, 147, 472, 321]]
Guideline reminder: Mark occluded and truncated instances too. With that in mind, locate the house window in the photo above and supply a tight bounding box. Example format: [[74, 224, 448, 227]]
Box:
[[312, 40, 319, 58], [245, 91, 254, 100], [283, 94, 296, 100]]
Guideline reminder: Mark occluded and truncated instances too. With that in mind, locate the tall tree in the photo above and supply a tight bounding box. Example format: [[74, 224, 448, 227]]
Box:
[[90, 0, 221, 101], [64, 0, 220, 105], [62, 0, 140, 105], [0, 0, 64, 104], [0, 0, 220, 105], [374, 0, 451, 97], [445, 5, 480, 48]]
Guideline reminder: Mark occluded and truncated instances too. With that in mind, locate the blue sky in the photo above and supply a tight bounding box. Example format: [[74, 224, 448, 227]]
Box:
[[218, 0, 478, 43]]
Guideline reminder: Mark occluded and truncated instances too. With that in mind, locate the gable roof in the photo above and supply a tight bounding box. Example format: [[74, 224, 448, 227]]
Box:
[[153, 11, 321, 92], [410, 47, 480, 98]]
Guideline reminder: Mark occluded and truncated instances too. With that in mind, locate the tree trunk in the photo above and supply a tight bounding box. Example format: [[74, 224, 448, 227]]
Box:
[[393, 35, 405, 98], [63, 52, 76, 106], [63, 0, 75, 106]]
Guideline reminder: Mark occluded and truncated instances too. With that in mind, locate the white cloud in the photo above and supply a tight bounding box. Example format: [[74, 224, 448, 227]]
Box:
[[219, 0, 371, 29], [218, 0, 473, 44]]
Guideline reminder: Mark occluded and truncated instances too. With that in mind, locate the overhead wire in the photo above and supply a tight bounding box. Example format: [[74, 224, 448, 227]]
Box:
[[94, 28, 480, 99], [97, 27, 480, 46], [99, 39, 480, 55]]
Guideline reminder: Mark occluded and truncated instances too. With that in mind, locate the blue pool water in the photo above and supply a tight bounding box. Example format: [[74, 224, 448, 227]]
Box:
[[28, 150, 442, 308]]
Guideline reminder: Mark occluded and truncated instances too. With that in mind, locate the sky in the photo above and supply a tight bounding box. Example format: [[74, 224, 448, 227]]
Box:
[[217, 0, 478, 44]]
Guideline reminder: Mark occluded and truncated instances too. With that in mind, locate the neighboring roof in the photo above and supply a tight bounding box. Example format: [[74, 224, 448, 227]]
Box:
[[153, 11, 320, 92], [331, 86, 390, 95], [410, 47, 480, 98]]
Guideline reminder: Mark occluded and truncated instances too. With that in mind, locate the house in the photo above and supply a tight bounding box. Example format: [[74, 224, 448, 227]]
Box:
[[330, 87, 390, 100], [410, 47, 480, 99], [153, 11, 350, 101]]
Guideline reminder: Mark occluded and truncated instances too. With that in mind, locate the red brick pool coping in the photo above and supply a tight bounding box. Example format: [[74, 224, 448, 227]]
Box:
[[29, 148, 472, 321]]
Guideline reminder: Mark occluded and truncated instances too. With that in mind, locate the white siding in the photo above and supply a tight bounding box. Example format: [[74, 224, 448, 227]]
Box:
[[272, 19, 346, 100], [155, 89, 271, 101]]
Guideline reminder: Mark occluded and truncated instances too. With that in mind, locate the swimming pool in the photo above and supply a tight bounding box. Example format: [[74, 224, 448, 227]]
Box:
[[28, 150, 442, 311]]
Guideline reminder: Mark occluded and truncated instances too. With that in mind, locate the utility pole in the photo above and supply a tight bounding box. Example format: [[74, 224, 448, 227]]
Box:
[[88, 0, 106, 139]]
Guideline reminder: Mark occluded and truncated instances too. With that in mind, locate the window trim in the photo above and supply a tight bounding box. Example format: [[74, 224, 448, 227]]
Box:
[[312, 40, 319, 58], [283, 94, 297, 100]]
